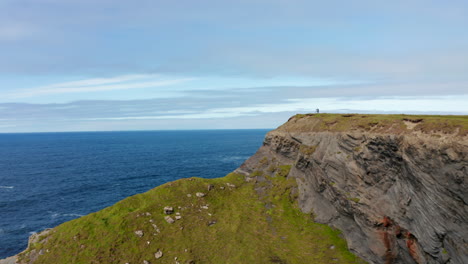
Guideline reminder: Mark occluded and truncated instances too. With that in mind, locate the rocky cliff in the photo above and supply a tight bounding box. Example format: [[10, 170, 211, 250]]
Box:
[[236, 114, 468, 264], [2, 114, 467, 264]]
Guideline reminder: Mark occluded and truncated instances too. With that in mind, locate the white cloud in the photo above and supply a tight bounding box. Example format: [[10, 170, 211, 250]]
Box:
[[7, 75, 195, 98], [44, 74, 151, 88], [75, 95, 468, 121]]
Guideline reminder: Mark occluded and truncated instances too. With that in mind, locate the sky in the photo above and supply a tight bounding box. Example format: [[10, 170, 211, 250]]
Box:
[[1, 0, 467, 132]]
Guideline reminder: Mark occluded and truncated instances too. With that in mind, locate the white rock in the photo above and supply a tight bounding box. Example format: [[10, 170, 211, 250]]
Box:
[[196, 192, 206, 197], [155, 250, 163, 259], [134, 230, 144, 237]]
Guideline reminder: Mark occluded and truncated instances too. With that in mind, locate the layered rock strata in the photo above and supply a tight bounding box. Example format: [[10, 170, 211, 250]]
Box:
[[236, 114, 468, 264]]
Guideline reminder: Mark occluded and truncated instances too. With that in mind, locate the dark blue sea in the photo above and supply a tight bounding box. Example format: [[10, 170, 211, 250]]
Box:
[[0, 129, 268, 259]]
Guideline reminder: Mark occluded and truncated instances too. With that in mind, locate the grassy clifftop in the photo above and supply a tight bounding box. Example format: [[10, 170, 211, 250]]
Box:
[[280, 114, 468, 136], [18, 172, 365, 264]]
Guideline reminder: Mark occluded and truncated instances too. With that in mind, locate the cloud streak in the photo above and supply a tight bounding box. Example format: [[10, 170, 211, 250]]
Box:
[[7, 75, 194, 98]]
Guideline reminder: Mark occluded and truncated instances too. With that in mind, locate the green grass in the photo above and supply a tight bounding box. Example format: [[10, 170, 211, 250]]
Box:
[[19, 172, 365, 264], [299, 145, 317, 156], [280, 113, 468, 136]]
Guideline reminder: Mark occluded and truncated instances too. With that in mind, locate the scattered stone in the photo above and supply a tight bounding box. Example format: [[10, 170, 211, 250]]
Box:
[[164, 216, 175, 224], [145, 212, 152, 216], [146, 241, 151, 245], [219, 186, 225, 190], [180, 226, 184, 230], [143, 260, 150, 264], [245, 177, 254, 182], [226, 183, 236, 188], [151, 224, 160, 232], [196, 192, 206, 197], [149, 219, 154, 223], [155, 250, 163, 259], [175, 215, 182, 220], [201, 205, 209, 210], [208, 220, 217, 226], [164, 206, 174, 214], [187, 194, 192, 197], [207, 184, 214, 191], [175, 257, 178, 260], [176, 212, 181, 215], [329, 245, 335, 250], [134, 230, 144, 237], [186, 260, 196, 264]]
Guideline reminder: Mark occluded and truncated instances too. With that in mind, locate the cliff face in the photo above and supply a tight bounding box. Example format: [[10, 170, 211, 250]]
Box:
[[237, 114, 468, 264]]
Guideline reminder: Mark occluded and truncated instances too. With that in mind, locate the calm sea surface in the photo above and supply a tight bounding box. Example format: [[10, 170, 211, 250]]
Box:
[[0, 129, 268, 258]]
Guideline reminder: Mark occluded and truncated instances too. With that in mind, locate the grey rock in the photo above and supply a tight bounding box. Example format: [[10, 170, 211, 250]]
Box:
[[134, 230, 144, 237], [195, 192, 205, 197], [164, 216, 175, 224], [0, 256, 17, 264], [237, 124, 468, 264]]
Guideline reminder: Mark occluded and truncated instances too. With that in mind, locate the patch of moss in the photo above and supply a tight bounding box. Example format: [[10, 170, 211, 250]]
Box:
[[259, 157, 269, 166], [276, 165, 292, 178], [251, 170, 264, 177], [267, 164, 277, 173], [348, 197, 360, 203], [299, 145, 317, 155]]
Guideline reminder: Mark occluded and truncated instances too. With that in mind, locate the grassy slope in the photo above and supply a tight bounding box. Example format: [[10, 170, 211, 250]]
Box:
[[19, 172, 365, 264], [281, 113, 468, 136]]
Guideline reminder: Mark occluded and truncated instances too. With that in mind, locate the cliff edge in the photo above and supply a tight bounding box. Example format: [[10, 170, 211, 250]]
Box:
[[237, 114, 467, 263], [2, 114, 467, 264]]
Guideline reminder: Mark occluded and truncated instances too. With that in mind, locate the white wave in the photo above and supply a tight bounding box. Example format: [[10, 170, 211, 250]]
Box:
[[51, 213, 83, 219], [62, 213, 84, 217], [0, 186, 14, 189], [220, 156, 249, 162]]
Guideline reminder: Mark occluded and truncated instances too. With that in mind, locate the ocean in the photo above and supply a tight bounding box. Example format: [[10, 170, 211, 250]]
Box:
[[0, 129, 268, 259]]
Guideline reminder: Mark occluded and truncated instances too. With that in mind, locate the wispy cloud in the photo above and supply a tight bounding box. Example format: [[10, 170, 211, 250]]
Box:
[[7, 75, 194, 98]]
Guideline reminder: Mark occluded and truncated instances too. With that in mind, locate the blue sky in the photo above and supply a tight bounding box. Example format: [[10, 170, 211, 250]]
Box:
[[1, 0, 467, 132]]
